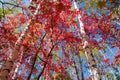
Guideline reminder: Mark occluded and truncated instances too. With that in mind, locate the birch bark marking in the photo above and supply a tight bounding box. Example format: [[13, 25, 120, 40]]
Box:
[[0, 0, 40, 80], [73, 1, 100, 80], [12, 52, 23, 79]]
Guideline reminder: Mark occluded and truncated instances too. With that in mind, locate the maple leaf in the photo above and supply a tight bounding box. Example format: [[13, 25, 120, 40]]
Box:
[[5, 24, 12, 29], [22, 38, 29, 46], [32, 68, 37, 74], [103, 58, 110, 64]]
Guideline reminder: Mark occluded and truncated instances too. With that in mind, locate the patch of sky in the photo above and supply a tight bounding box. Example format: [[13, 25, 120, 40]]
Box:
[[31, 63, 43, 79], [0, 1, 2, 7], [0, 23, 2, 27], [22, 0, 30, 6], [83, 62, 90, 78], [103, 44, 118, 64], [59, 42, 65, 58], [114, 22, 120, 29], [94, 34, 118, 65], [78, 57, 90, 78], [79, 1, 86, 8], [106, 1, 112, 8]]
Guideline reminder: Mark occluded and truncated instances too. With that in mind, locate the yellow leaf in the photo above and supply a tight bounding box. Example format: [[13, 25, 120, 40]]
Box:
[[84, 3, 91, 9], [53, 52, 59, 61], [79, 51, 85, 57], [96, 1, 106, 9]]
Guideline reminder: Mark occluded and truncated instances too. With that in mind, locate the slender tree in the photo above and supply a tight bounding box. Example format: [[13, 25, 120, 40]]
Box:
[[0, 0, 40, 79], [73, 1, 100, 80], [0, 0, 119, 80]]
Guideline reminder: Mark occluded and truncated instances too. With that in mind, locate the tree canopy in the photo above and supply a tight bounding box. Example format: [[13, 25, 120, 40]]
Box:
[[0, 0, 120, 80]]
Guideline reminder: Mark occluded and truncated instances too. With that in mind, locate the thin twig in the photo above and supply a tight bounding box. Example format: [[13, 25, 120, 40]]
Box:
[[0, 1, 23, 8], [27, 32, 47, 80], [37, 55, 47, 63]]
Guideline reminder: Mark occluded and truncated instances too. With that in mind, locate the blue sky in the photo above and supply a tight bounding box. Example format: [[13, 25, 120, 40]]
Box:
[[23, 0, 30, 6], [0, 0, 119, 79], [22, 0, 119, 79]]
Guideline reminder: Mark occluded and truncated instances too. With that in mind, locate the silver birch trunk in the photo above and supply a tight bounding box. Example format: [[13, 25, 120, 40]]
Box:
[[73, 1, 100, 80]]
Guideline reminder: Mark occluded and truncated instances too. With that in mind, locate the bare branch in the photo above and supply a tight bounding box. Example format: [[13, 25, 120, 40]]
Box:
[[0, 1, 23, 8]]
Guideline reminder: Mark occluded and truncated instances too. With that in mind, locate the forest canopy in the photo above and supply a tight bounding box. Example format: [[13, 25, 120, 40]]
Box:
[[0, 0, 120, 80]]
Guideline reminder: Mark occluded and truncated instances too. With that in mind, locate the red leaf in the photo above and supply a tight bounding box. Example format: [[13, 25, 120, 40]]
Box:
[[103, 58, 110, 63], [33, 68, 37, 74], [22, 38, 29, 45]]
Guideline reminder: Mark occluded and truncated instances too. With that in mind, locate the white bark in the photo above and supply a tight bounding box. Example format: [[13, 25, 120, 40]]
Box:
[[15, 0, 40, 46], [0, 0, 41, 79], [12, 52, 23, 79], [12, 0, 41, 79], [73, 1, 99, 80]]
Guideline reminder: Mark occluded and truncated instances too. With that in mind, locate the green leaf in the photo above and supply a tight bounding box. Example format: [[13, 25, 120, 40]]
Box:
[[92, 48, 99, 54], [106, 72, 114, 77], [0, 14, 4, 18], [53, 52, 59, 61], [79, 51, 85, 57]]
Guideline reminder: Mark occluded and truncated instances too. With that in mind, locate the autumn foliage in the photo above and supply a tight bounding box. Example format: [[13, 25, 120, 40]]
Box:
[[0, 0, 120, 80]]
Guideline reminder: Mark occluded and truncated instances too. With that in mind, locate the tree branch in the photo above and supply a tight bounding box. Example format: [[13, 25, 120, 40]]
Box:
[[27, 33, 47, 80], [37, 44, 56, 80], [0, 1, 23, 8]]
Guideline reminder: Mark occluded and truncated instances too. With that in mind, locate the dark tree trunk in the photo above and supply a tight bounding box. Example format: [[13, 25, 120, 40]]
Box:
[[27, 33, 46, 80]]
